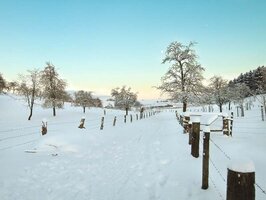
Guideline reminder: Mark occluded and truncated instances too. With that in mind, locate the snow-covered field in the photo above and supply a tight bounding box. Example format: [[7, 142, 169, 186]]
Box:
[[0, 94, 266, 200]]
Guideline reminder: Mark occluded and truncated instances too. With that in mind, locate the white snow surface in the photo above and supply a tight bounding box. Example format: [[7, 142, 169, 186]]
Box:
[[228, 159, 255, 173], [0, 94, 266, 200]]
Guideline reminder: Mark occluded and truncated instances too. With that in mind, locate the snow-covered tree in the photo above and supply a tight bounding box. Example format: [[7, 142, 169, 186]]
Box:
[[74, 90, 94, 113], [92, 97, 103, 108], [209, 76, 229, 112], [40, 62, 67, 116], [111, 86, 137, 115], [18, 69, 40, 120], [158, 41, 205, 112], [0, 73, 7, 93], [231, 83, 250, 117], [7, 81, 19, 93]]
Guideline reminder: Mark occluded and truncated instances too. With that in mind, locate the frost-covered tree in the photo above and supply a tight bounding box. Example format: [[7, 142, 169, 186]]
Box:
[[0, 73, 7, 93], [7, 81, 19, 93], [40, 62, 67, 116], [74, 90, 94, 113], [18, 69, 40, 120], [231, 83, 250, 117], [111, 86, 137, 115], [158, 41, 205, 112], [209, 76, 229, 112], [93, 97, 103, 108]]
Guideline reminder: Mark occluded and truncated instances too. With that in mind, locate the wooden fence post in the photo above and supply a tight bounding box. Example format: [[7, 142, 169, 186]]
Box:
[[100, 117, 104, 130], [136, 114, 138, 120], [261, 106, 264, 121], [227, 161, 255, 200], [237, 106, 239, 117], [78, 117, 85, 129], [202, 126, 210, 190], [188, 122, 192, 145], [230, 112, 234, 136], [41, 119, 47, 135], [124, 115, 127, 123], [130, 114, 133, 123], [191, 115, 200, 158], [183, 113, 190, 134], [113, 116, 117, 126], [223, 114, 229, 136]]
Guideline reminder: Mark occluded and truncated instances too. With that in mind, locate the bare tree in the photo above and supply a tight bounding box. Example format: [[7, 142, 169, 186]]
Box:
[[111, 86, 137, 115], [18, 69, 40, 120], [158, 41, 205, 112], [40, 62, 67, 116], [209, 76, 229, 112], [7, 81, 19, 94]]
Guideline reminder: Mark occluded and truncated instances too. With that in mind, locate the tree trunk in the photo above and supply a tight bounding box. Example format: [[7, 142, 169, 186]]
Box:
[[229, 101, 231, 110], [28, 108, 33, 120], [53, 106, 56, 116], [240, 104, 244, 117], [83, 106, 86, 113], [219, 103, 223, 113], [126, 107, 129, 115], [183, 101, 187, 112]]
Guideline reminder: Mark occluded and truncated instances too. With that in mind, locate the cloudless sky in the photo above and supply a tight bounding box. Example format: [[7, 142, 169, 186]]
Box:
[[1, 0, 266, 99]]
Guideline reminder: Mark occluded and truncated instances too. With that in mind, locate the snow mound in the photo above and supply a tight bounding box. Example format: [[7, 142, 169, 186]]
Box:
[[228, 158, 255, 173]]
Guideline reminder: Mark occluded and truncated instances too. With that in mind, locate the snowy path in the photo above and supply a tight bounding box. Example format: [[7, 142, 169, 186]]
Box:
[[0, 112, 220, 200]]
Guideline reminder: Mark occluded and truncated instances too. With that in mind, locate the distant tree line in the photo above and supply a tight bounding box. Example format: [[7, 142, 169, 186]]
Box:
[[0, 62, 103, 120]]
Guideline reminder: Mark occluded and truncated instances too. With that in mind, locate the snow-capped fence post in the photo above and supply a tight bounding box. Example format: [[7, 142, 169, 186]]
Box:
[[229, 112, 234, 136], [191, 115, 200, 158], [130, 114, 133, 123], [202, 126, 210, 190], [113, 116, 117, 126], [226, 161, 255, 200], [78, 117, 85, 129], [261, 106, 264, 121], [41, 119, 47, 135], [124, 115, 126, 123], [183, 113, 190, 134], [100, 117, 104, 130], [223, 114, 229, 136]]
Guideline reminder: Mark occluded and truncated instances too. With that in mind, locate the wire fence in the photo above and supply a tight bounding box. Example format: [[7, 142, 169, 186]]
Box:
[[0, 111, 159, 153]]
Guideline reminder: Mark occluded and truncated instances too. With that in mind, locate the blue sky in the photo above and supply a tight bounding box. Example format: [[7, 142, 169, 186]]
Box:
[[0, 0, 265, 99]]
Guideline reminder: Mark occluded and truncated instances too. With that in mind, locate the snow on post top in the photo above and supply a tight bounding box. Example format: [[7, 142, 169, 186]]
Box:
[[190, 114, 201, 123], [184, 112, 190, 117], [228, 159, 255, 173], [42, 118, 47, 123], [203, 125, 210, 133]]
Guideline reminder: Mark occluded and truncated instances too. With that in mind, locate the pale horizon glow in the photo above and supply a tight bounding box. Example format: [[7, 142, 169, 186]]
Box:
[[1, 0, 265, 99]]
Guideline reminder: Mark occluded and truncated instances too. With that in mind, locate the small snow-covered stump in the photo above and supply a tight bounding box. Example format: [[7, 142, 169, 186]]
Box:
[[78, 117, 86, 129], [41, 119, 47, 135], [227, 160, 255, 200], [190, 115, 200, 158]]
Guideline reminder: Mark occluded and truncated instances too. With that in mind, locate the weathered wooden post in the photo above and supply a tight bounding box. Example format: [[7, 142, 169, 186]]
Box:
[[113, 116, 117, 126], [183, 112, 190, 134], [130, 114, 133, 123], [230, 112, 234, 136], [41, 119, 47, 135], [100, 117, 104, 130], [227, 160, 255, 200], [261, 106, 264, 121], [78, 117, 86, 129], [202, 126, 210, 190], [223, 114, 229, 136], [124, 115, 127, 123], [191, 115, 200, 158], [136, 114, 138, 120], [188, 122, 192, 145]]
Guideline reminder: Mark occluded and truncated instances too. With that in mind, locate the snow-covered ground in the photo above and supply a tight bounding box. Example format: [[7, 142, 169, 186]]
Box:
[[0, 94, 265, 199]]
